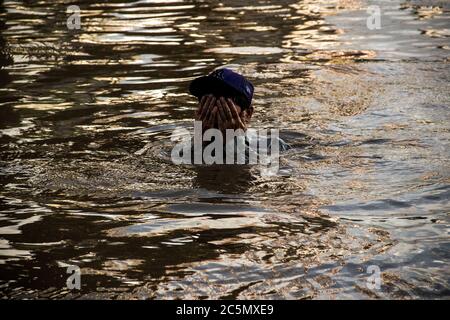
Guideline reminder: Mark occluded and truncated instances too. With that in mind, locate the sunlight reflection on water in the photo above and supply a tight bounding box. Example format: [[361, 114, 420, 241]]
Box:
[[0, 0, 449, 299]]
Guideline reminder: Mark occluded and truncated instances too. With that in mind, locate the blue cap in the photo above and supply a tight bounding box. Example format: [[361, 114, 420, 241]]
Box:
[[189, 68, 254, 109]]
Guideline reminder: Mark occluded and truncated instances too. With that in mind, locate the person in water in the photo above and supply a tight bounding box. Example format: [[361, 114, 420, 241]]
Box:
[[139, 67, 286, 170], [188, 68, 289, 160], [189, 68, 254, 138]]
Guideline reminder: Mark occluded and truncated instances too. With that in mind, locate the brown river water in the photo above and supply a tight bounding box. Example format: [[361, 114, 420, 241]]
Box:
[[0, 0, 449, 299]]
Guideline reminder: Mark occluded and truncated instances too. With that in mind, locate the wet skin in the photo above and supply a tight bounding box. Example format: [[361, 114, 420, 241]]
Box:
[[195, 94, 253, 137]]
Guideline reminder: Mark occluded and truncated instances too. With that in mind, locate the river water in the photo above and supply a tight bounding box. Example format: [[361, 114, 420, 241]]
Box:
[[0, 0, 449, 299]]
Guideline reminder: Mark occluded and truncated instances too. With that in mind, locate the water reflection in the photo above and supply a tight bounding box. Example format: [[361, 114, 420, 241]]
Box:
[[0, 0, 449, 299]]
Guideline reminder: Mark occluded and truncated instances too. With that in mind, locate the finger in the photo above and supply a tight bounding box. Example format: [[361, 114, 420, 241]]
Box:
[[227, 98, 246, 128], [200, 95, 207, 106], [196, 95, 207, 119], [200, 95, 213, 119], [205, 107, 217, 129], [216, 99, 227, 122], [220, 97, 233, 121], [216, 107, 224, 122], [207, 95, 216, 112], [198, 95, 209, 119], [199, 95, 207, 109], [203, 104, 213, 122], [209, 106, 218, 122], [207, 106, 215, 120], [217, 108, 225, 131], [227, 98, 239, 118], [202, 98, 216, 123]]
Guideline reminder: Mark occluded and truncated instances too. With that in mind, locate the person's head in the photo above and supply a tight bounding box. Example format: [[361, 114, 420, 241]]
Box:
[[189, 68, 254, 131]]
